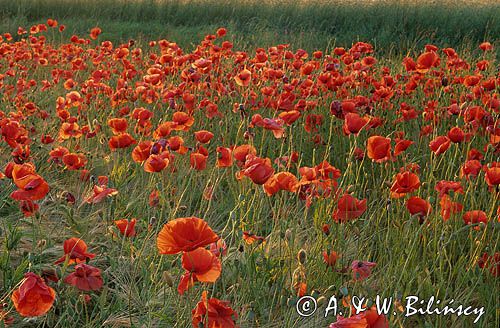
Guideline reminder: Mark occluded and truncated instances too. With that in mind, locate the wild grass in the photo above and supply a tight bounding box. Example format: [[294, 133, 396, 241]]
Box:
[[0, 0, 499, 55]]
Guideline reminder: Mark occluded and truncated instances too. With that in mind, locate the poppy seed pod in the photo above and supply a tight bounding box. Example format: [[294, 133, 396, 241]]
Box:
[[297, 249, 307, 265], [161, 271, 174, 287]]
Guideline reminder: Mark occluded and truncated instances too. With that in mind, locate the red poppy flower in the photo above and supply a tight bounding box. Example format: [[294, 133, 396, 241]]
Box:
[[62, 153, 87, 170], [178, 247, 221, 295], [90, 27, 101, 40], [332, 194, 367, 223], [394, 139, 414, 156], [390, 171, 420, 198], [11, 272, 56, 317], [240, 155, 274, 185], [439, 195, 463, 221], [484, 163, 500, 187], [463, 210, 488, 226], [242, 232, 266, 245], [366, 136, 391, 162], [64, 263, 103, 291], [429, 136, 451, 155], [329, 306, 388, 328], [416, 51, 439, 73], [192, 291, 237, 328], [210, 239, 227, 257], [54, 237, 96, 265], [107, 118, 128, 134], [406, 196, 432, 220], [157, 217, 219, 254], [216, 147, 233, 168], [343, 113, 368, 135], [114, 218, 137, 237]]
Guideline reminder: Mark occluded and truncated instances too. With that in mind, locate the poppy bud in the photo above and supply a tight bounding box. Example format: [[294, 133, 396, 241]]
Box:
[[161, 271, 174, 287], [297, 249, 307, 265], [284, 228, 292, 243]]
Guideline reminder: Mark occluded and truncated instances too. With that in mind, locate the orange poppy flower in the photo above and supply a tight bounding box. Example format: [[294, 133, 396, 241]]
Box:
[[89, 27, 101, 40], [55, 237, 96, 265], [484, 163, 500, 187], [132, 141, 153, 163], [263, 172, 298, 196], [190, 150, 208, 171], [144, 152, 170, 173], [85, 181, 118, 203], [64, 263, 103, 291], [216, 147, 233, 167], [390, 171, 420, 198], [11, 272, 56, 317], [323, 250, 339, 269], [242, 231, 266, 245], [194, 130, 214, 144], [171, 112, 194, 131], [232, 144, 256, 166], [109, 133, 137, 150], [234, 68, 251, 87], [192, 291, 237, 328], [178, 247, 221, 295], [114, 218, 137, 237], [394, 139, 414, 156], [366, 136, 391, 162], [157, 217, 219, 254], [107, 118, 128, 134], [10, 163, 49, 201], [332, 194, 367, 223], [439, 195, 463, 221], [62, 153, 87, 170]]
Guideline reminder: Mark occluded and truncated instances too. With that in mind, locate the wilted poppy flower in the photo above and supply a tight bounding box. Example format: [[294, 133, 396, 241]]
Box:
[[429, 136, 451, 155], [332, 194, 367, 223], [390, 171, 420, 198], [192, 291, 237, 328], [242, 231, 266, 245], [439, 195, 463, 221], [114, 218, 137, 237], [55, 237, 96, 265], [210, 239, 227, 257], [11, 272, 56, 317], [157, 217, 219, 254], [351, 260, 376, 281], [366, 136, 391, 162], [178, 247, 221, 295], [64, 263, 103, 291]]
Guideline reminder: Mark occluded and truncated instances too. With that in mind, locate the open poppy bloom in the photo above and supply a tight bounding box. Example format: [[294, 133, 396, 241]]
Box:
[[332, 194, 367, 223], [64, 263, 103, 291], [429, 136, 451, 155], [55, 237, 96, 265], [191, 291, 237, 328], [463, 210, 488, 227], [11, 272, 56, 317], [366, 136, 391, 162], [114, 218, 137, 237], [242, 231, 266, 245], [239, 155, 274, 185], [351, 260, 376, 281], [263, 172, 298, 196], [157, 217, 219, 254], [178, 247, 221, 295], [406, 196, 432, 221], [84, 178, 118, 203], [10, 163, 49, 201], [234, 68, 251, 87], [390, 171, 420, 198]]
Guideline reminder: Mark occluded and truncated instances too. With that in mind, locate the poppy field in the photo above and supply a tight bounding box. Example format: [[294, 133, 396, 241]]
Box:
[[0, 7, 499, 328]]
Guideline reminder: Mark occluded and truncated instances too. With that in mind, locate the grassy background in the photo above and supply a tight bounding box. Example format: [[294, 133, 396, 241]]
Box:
[[0, 0, 499, 56]]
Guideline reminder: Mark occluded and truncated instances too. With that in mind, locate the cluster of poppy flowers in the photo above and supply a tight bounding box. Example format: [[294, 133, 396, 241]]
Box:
[[0, 20, 498, 326]]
